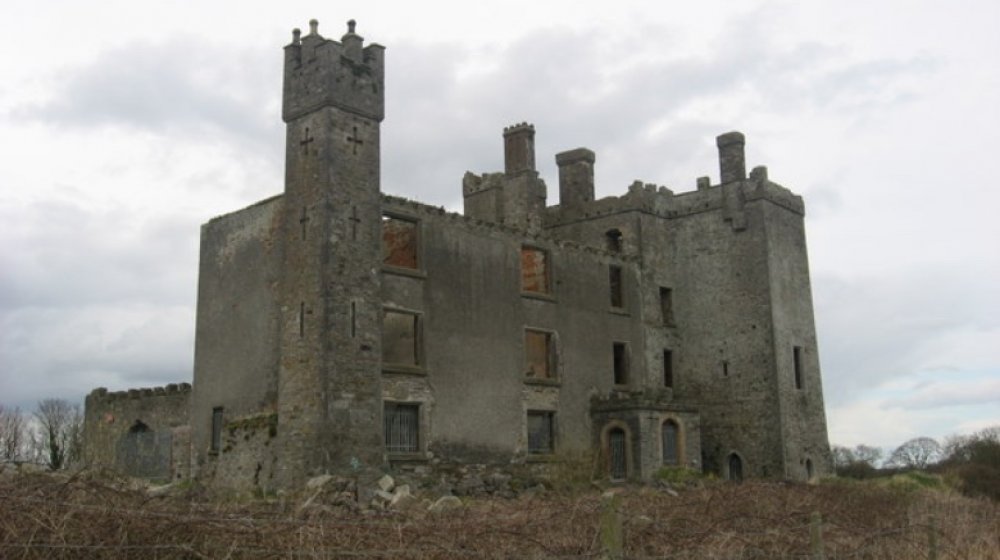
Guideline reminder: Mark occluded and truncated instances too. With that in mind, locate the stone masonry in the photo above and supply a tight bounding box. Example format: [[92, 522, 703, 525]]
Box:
[[83, 19, 833, 492]]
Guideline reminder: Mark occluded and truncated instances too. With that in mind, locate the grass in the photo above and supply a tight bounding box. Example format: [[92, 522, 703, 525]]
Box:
[[0, 470, 997, 559]]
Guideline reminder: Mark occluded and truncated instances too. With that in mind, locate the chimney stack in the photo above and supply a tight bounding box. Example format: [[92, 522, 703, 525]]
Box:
[[556, 148, 596, 210], [716, 131, 746, 184], [503, 123, 536, 175]]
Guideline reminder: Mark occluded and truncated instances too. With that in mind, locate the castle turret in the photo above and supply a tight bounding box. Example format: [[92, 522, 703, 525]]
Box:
[[277, 19, 386, 487]]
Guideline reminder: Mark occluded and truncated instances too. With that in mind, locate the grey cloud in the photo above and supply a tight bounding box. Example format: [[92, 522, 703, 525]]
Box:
[[11, 37, 282, 155], [815, 265, 999, 406]]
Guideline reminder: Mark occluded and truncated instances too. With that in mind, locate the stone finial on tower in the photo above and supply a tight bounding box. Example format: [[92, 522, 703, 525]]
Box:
[[342, 19, 363, 60], [716, 131, 747, 184], [503, 122, 536, 175], [556, 148, 596, 210]]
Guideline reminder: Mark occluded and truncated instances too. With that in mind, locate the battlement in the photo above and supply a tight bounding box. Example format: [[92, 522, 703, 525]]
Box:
[[86, 383, 192, 404], [282, 19, 385, 122], [544, 131, 804, 228]]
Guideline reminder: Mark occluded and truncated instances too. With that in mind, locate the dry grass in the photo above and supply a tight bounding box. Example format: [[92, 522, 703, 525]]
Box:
[[1, 470, 998, 559]]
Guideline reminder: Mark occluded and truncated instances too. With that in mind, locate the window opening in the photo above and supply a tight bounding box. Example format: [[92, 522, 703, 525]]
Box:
[[805, 458, 814, 480], [662, 421, 679, 466], [525, 330, 555, 379], [605, 229, 623, 253], [609, 265, 624, 308], [211, 407, 224, 452], [613, 343, 629, 385], [722, 360, 729, 377], [383, 309, 420, 367], [659, 287, 674, 326], [384, 402, 419, 453], [609, 427, 627, 480], [663, 349, 674, 388], [382, 215, 419, 269], [793, 346, 804, 389], [527, 411, 554, 454], [520, 246, 550, 294]]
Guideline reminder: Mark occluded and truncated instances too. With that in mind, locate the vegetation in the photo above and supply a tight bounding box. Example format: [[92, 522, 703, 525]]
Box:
[[0, 469, 997, 559]]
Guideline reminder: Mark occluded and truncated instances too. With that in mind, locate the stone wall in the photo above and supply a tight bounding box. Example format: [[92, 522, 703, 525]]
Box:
[[83, 384, 191, 482]]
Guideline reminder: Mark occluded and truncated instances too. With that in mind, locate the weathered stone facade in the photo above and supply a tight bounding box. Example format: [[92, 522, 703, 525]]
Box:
[[83, 19, 833, 492]]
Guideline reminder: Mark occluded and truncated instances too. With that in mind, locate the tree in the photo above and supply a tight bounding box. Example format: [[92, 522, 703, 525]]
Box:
[[0, 404, 26, 462], [32, 399, 83, 470], [832, 443, 884, 478], [888, 437, 942, 469]]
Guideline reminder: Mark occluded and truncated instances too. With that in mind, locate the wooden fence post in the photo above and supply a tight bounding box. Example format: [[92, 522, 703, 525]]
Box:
[[928, 514, 938, 560], [599, 492, 624, 560], [810, 511, 825, 560]]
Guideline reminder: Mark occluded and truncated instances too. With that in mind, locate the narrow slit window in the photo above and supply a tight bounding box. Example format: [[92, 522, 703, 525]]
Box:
[[722, 360, 729, 377], [659, 287, 674, 326], [663, 349, 674, 388], [382, 215, 419, 269], [794, 346, 803, 390], [613, 343, 629, 385], [382, 309, 421, 367], [527, 411, 555, 454], [525, 329, 555, 379], [609, 265, 624, 308], [384, 402, 419, 453], [210, 407, 224, 452], [520, 246, 550, 294]]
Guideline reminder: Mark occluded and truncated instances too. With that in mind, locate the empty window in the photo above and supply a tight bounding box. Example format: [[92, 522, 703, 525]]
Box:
[[210, 407, 224, 452], [659, 287, 674, 326], [609, 265, 624, 308], [613, 343, 629, 385], [728, 453, 743, 482], [384, 402, 419, 453], [383, 309, 420, 367], [662, 420, 679, 466], [722, 360, 729, 377], [794, 346, 804, 389], [663, 349, 674, 388], [605, 229, 623, 252], [527, 411, 555, 454], [520, 246, 550, 294], [382, 215, 418, 269], [525, 329, 555, 379]]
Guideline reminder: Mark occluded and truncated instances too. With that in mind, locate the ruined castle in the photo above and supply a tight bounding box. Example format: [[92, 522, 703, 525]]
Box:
[[83, 19, 833, 491]]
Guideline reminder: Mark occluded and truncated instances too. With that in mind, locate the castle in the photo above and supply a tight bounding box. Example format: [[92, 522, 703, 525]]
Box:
[[83, 19, 833, 491]]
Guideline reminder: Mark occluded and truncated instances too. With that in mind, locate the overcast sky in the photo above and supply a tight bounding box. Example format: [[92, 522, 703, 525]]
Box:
[[1, 0, 997, 450]]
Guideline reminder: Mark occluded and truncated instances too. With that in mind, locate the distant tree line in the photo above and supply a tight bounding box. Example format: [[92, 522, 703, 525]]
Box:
[[0, 399, 83, 470], [833, 427, 1000, 500]]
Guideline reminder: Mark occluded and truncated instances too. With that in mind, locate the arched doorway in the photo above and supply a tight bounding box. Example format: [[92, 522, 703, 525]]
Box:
[[661, 420, 679, 466], [608, 427, 627, 481], [727, 453, 743, 482]]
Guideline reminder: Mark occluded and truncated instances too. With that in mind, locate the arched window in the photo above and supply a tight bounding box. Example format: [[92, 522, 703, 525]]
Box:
[[727, 453, 743, 482], [661, 420, 680, 466], [805, 458, 814, 481]]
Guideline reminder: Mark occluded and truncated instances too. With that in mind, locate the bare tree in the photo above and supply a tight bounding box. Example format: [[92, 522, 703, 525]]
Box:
[[33, 399, 83, 470], [888, 436, 942, 469], [852, 444, 884, 467], [0, 404, 26, 462]]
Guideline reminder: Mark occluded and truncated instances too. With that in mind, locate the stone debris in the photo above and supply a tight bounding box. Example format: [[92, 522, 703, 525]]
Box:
[[376, 474, 394, 492], [427, 495, 463, 513], [305, 474, 334, 490]]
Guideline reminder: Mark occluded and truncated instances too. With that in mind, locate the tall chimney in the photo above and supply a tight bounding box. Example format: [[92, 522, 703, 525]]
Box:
[[716, 131, 746, 184], [556, 148, 595, 210]]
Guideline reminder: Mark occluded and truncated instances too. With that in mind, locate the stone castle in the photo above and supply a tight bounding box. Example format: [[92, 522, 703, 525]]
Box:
[[83, 19, 833, 491]]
